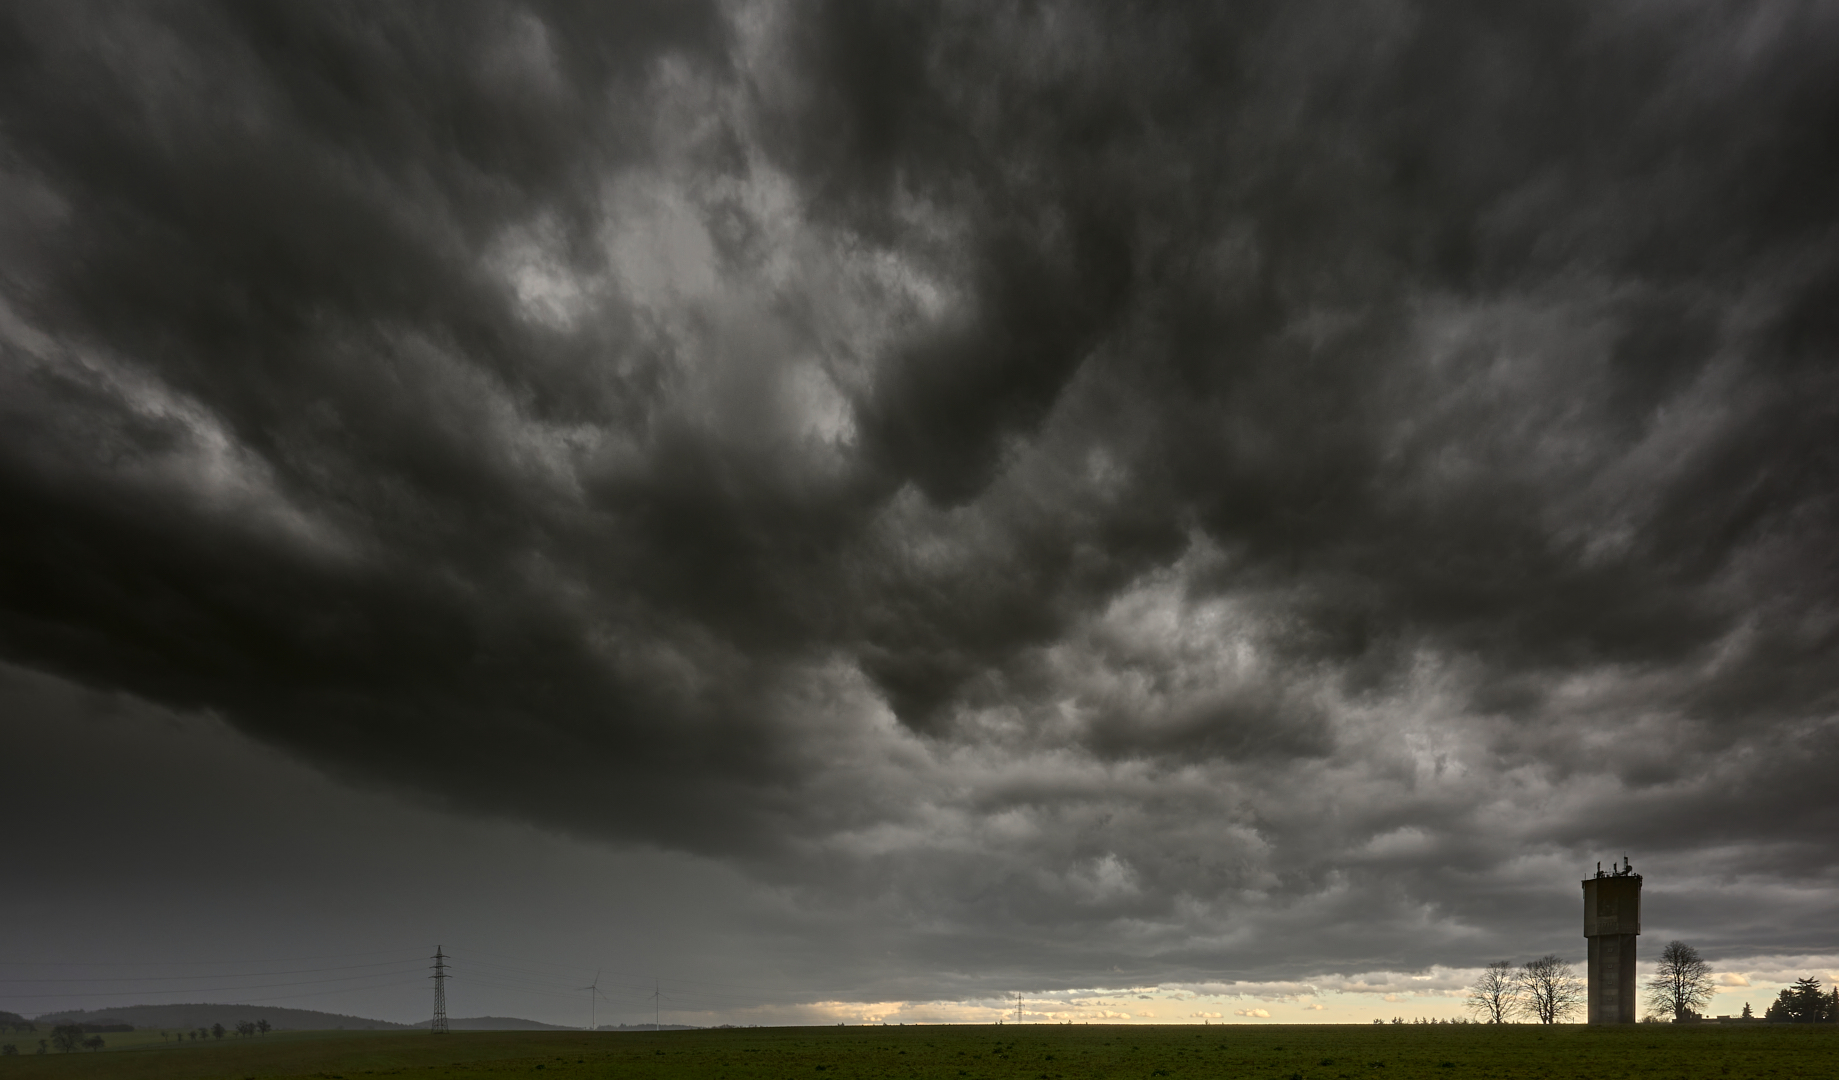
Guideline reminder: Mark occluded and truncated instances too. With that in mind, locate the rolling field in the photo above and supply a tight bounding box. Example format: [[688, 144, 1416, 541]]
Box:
[[0, 1023, 1833, 1080]]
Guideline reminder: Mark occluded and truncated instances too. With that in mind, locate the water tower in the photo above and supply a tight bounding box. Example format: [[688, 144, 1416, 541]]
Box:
[[1581, 857, 1641, 1023]]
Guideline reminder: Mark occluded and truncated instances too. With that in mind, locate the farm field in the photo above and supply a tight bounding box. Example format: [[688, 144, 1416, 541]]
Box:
[[0, 1022, 1833, 1080]]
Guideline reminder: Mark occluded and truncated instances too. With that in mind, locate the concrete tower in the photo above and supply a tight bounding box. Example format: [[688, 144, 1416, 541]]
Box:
[[1581, 857, 1641, 1023]]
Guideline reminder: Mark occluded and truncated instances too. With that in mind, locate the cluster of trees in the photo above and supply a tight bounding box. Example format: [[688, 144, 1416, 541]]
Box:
[[4, 1017, 279, 1055], [1468, 941, 1833, 1025], [1465, 955, 1588, 1024], [47, 1025, 105, 1052], [166, 1019, 271, 1043], [1376, 1016, 1482, 1024], [1465, 941, 1723, 1025], [1764, 978, 1836, 1023], [0, 1041, 46, 1056], [1638, 943, 1836, 1024]]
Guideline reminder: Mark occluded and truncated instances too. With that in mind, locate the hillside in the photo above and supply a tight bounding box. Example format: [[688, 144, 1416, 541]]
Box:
[[446, 1016, 575, 1031], [32, 1003, 412, 1031]]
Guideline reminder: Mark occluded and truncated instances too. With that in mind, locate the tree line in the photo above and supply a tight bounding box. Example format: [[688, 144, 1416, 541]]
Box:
[[1464, 941, 1835, 1024], [1640, 942, 1834, 1023], [1463, 943, 1707, 1023], [0, 1017, 280, 1055], [2, 1025, 111, 1055], [1764, 977, 1836, 1023], [1464, 955, 1588, 1023], [166, 1019, 272, 1042]]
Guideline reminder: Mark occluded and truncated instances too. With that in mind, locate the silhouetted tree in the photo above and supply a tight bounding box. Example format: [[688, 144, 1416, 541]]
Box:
[[81, 1035, 104, 1051], [1517, 954, 1585, 1024], [256, 1019, 271, 1035], [1765, 978, 1831, 1022], [211, 1023, 225, 1040], [49, 1025, 84, 1053], [1741, 1002, 1753, 1019], [1644, 940, 1715, 1022], [1465, 961, 1519, 1023]]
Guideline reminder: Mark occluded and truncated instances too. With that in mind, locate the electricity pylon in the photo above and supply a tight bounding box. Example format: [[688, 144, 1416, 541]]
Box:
[[429, 948, 450, 1034]]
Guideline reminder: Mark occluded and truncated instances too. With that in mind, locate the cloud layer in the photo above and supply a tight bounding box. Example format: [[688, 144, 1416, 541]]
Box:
[[2, 0, 1836, 1002]]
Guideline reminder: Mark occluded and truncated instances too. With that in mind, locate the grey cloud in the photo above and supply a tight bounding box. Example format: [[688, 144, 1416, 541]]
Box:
[[2, 0, 1836, 1002]]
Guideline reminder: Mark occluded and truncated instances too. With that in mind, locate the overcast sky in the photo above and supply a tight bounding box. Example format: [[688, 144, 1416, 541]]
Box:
[[2, 0, 1836, 1028]]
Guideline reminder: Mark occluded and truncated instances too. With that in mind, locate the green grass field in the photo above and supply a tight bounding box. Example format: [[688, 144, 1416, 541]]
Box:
[[0, 1023, 1833, 1080]]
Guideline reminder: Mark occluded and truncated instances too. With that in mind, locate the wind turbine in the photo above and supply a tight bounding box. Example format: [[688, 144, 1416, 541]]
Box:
[[575, 971, 606, 1032]]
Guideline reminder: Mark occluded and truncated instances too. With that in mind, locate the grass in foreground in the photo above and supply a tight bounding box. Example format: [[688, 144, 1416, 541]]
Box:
[[0, 1022, 1833, 1080]]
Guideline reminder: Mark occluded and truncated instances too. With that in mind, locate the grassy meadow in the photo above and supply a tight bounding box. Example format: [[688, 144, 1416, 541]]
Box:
[[0, 1022, 1833, 1080]]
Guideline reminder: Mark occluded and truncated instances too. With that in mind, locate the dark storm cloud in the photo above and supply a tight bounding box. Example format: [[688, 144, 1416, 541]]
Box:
[[3, 0, 1837, 995]]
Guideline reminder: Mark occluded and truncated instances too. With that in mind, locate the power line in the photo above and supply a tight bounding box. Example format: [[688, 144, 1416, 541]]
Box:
[[0, 959, 427, 984], [458, 973, 586, 999], [452, 958, 764, 1011], [449, 945, 868, 997], [32, 978, 437, 1010], [0, 949, 422, 968], [452, 962, 837, 1015], [188, 978, 431, 1006], [0, 967, 427, 1001], [4, 943, 927, 1021]]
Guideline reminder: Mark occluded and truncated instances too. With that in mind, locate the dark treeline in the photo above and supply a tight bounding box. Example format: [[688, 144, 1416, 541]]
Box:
[[1764, 979, 1837, 1023]]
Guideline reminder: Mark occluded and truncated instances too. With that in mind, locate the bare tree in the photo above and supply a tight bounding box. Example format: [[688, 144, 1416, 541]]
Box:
[[1644, 940, 1715, 1022], [1517, 954, 1585, 1024], [1466, 961, 1519, 1023]]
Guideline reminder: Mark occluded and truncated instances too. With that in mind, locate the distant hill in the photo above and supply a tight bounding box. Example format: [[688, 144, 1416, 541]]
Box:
[[446, 1016, 575, 1031], [597, 1023, 701, 1031], [33, 1004, 642, 1034], [33, 1004, 413, 1032]]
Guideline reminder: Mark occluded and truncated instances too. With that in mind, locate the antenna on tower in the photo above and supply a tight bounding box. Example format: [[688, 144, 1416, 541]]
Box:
[[575, 970, 605, 1032], [429, 948, 450, 1035]]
